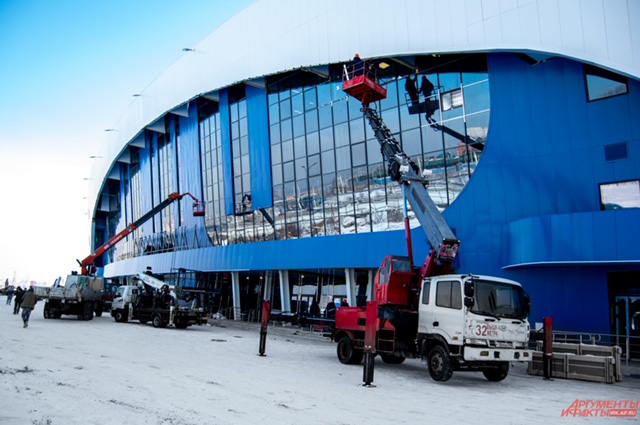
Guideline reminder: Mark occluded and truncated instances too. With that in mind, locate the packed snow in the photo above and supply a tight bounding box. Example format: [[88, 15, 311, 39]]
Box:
[[1, 297, 638, 425]]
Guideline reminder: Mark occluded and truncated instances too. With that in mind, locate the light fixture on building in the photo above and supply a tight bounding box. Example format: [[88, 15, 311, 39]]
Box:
[[378, 62, 390, 69]]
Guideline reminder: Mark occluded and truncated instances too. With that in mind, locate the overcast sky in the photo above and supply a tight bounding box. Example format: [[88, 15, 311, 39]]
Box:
[[0, 0, 254, 284]]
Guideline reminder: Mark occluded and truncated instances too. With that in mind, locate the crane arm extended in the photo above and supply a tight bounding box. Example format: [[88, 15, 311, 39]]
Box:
[[362, 107, 459, 276], [78, 192, 202, 275]]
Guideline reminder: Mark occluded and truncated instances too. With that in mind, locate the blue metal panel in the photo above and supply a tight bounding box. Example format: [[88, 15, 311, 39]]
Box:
[[219, 89, 234, 215], [246, 85, 272, 209]]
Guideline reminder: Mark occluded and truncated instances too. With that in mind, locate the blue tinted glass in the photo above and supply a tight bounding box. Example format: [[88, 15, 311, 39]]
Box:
[[318, 105, 333, 129], [304, 87, 317, 111], [306, 110, 318, 133], [280, 99, 291, 120], [283, 161, 295, 182], [586, 73, 628, 101], [321, 150, 335, 173], [439, 72, 461, 92], [463, 80, 490, 114], [269, 103, 279, 125], [293, 115, 305, 138], [333, 99, 348, 124], [336, 146, 351, 171], [349, 118, 365, 144], [351, 143, 366, 167], [282, 140, 293, 162], [281, 119, 292, 141], [320, 127, 334, 152], [334, 122, 350, 147], [292, 92, 304, 116], [380, 78, 398, 110], [307, 131, 320, 155], [294, 136, 306, 159]]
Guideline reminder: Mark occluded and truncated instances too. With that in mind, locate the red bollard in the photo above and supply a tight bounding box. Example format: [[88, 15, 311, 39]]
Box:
[[543, 316, 553, 380], [258, 300, 271, 356], [363, 301, 378, 386]]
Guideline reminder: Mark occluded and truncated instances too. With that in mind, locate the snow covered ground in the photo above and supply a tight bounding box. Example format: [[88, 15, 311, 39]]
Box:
[[1, 297, 638, 425]]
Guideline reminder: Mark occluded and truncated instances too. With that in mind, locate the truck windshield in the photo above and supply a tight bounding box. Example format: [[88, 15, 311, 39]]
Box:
[[470, 279, 527, 320], [392, 258, 412, 272], [115, 286, 126, 298]]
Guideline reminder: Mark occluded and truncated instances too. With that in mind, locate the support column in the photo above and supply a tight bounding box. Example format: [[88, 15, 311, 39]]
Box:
[[367, 269, 374, 301], [345, 268, 357, 307], [278, 270, 291, 313], [264, 271, 274, 303], [231, 271, 241, 321]]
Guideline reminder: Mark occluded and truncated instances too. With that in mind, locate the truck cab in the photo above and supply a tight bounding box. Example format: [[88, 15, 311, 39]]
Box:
[[418, 274, 531, 381]]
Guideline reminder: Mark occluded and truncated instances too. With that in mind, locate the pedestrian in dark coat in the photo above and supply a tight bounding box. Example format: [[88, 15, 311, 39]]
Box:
[[21, 288, 37, 328], [13, 287, 24, 314], [352, 53, 364, 76]]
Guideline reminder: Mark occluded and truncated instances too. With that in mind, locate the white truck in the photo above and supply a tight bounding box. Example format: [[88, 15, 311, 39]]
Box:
[[334, 63, 531, 382], [111, 272, 208, 329], [42, 274, 105, 320]]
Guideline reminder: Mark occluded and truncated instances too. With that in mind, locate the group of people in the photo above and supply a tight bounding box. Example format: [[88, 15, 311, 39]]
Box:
[[4, 286, 37, 328], [405, 73, 434, 106]]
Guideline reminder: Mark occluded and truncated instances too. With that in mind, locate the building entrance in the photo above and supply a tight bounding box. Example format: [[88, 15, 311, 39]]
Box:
[[608, 271, 640, 361]]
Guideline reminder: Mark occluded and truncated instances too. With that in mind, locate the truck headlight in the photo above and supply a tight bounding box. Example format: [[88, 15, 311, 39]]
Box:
[[465, 338, 487, 346]]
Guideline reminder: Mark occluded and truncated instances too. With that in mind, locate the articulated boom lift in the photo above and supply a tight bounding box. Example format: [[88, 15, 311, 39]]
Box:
[[342, 61, 459, 284], [79, 192, 204, 275]]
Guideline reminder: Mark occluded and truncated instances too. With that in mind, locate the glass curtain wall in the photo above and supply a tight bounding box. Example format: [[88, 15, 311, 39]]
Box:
[[269, 57, 489, 238], [193, 55, 490, 247], [199, 110, 228, 245]]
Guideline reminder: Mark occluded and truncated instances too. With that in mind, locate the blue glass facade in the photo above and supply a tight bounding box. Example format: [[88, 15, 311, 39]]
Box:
[[96, 52, 640, 336]]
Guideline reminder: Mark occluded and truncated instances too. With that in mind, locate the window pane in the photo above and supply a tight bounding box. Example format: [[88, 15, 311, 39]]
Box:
[[336, 146, 351, 171], [600, 180, 640, 210], [322, 150, 335, 173], [306, 110, 318, 133], [320, 127, 334, 152], [281, 118, 292, 141], [451, 281, 461, 309], [334, 122, 349, 147], [282, 140, 293, 162], [283, 161, 295, 182], [280, 99, 291, 120], [294, 136, 306, 159], [436, 281, 451, 308], [307, 131, 320, 155], [585, 65, 628, 101], [271, 144, 282, 165], [349, 118, 365, 144], [351, 143, 366, 167], [293, 114, 305, 138], [422, 281, 430, 304]]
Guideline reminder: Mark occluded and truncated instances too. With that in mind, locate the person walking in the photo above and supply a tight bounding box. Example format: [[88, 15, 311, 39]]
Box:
[[13, 287, 24, 314], [6, 286, 14, 305], [21, 287, 37, 328]]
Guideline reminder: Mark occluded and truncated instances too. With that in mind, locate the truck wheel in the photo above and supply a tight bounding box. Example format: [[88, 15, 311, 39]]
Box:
[[337, 336, 364, 365], [95, 309, 103, 317], [152, 313, 166, 328], [482, 362, 509, 382], [114, 309, 127, 323], [427, 345, 453, 382], [43, 303, 51, 319], [381, 353, 406, 364], [84, 302, 94, 321]]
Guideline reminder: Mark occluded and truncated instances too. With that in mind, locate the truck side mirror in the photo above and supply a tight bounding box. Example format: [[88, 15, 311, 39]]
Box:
[[464, 297, 474, 308], [464, 280, 474, 298], [524, 293, 531, 316]]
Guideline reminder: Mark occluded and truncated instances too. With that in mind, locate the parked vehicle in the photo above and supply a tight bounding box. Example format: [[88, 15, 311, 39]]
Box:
[[333, 61, 532, 382]]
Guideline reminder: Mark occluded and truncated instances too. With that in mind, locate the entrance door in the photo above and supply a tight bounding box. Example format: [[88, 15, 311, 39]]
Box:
[[613, 296, 640, 360]]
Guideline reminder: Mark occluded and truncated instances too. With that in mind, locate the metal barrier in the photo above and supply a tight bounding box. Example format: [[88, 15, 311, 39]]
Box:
[[528, 341, 623, 384]]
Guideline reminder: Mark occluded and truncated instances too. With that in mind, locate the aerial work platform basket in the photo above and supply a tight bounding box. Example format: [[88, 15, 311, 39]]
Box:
[[342, 60, 387, 106]]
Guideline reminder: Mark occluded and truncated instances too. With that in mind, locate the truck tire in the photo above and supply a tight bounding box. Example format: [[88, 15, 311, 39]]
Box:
[[114, 309, 127, 323], [337, 336, 364, 365], [95, 308, 103, 317], [381, 353, 406, 364], [427, 345, 453, 382], [83, 302, 94, 321], [43, 302, 52, 319], [482, 362, 509, 382], [152, 313, 166, 328]]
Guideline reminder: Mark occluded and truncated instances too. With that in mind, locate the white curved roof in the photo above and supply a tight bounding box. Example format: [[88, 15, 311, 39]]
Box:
[[89, 0, 640, 215]]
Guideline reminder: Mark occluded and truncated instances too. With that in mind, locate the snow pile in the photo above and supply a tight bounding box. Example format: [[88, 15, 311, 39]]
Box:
[[1, 297, 638, 425]]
